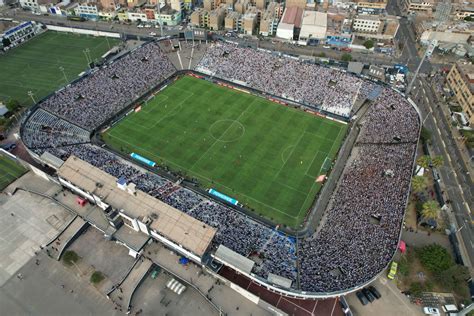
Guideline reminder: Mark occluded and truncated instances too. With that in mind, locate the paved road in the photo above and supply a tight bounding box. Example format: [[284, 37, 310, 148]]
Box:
[[410, 77, 474, 267]]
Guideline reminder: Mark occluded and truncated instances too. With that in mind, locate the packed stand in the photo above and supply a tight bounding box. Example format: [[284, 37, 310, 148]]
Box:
[[358, 89, 420, 144], [196, 42, 373, 117], [298, 92, 419, 292], [40, 42, 176, 130], [22, 109, 90, 150]]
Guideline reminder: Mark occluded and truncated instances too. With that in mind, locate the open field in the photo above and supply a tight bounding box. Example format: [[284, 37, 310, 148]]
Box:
[[103, 76, 347, 227], [0, 153, 27, 190], [0, 31, 119, 106]]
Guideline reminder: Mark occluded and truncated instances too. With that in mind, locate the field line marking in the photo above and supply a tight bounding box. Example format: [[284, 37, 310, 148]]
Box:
[[304, 150, 329, 177], [273, 132, 306, 181], [189, 97, 255, 172]]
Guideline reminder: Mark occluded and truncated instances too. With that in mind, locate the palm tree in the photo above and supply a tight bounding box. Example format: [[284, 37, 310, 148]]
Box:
[[431, 156, 444, 169], [415, 155, 431, 174], [411, 176, 427, 193], [422, 200, 441, 220]]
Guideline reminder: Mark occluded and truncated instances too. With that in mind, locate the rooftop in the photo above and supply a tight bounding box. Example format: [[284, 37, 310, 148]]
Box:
[[281, 6, 303, 28], [58, 156, 217, 257], [456, 62, 474, 94]]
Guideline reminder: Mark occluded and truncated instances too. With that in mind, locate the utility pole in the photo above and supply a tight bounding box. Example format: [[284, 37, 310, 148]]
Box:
[[406, 40, 437, 95]]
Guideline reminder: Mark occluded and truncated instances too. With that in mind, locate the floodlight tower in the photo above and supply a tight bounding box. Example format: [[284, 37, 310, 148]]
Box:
[[156, 0, 164, 37], [406, 39, 437, 95]]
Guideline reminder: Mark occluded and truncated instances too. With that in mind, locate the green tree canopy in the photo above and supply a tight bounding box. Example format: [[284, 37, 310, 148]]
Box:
[[411, 175, 427, 193], [421, 200, 441, 220], [431, 156, 444, 168], [341, 53, 352, 62], [363, 39, 374, 49], [416, 155, 431, 169], [6, 99, 21, 112], [420, 127, 432, 144], [417, 244, 453, 274]]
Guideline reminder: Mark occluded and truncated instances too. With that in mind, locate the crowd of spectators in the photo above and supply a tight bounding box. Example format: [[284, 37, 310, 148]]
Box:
[[21, 40, 420, 294], [196, 42, 374, 117], [40, 42, 176, 130], [22, 109, 90, 149]]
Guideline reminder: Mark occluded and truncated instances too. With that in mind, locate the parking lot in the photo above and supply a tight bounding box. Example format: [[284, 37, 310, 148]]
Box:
[[131, 269, 218, 316], [0, 173, 74, 286], [346, 276, 424, 316]]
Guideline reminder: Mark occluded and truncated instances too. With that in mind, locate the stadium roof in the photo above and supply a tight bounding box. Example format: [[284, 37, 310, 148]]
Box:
[[214, 245, 255, 275], [268, 273, 293, 288], [299, 11, 328, 40], [40, 151, 64, 170], [58, 156, 217, 257]]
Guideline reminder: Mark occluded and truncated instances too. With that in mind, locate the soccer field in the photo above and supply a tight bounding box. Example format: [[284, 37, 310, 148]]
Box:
[[103, 76, 347, 227], [0, 31, 119, 106], [0, 154, 27, 191]]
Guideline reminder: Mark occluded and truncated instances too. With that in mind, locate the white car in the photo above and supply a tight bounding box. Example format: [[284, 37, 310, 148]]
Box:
[[423, 307, 440, 316], [144, 24, 152, 28], [149, 32, 156, 36], [137, 24, 144, 28]]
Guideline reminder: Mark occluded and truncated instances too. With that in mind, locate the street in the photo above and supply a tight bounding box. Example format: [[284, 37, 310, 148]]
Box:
[[411, 77, 474, 267]]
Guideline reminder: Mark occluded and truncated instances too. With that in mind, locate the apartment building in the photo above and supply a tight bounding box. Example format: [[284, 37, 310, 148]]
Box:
[[242, 6, 258, 34], [259, 2, 281, 36], [225, 11, 241, 31], [447, 62, 474, 125], [190, 8, 209, 27], [401, 0, 436, 16], [352, 14, 399, 40], [209, 4, 226, 30]]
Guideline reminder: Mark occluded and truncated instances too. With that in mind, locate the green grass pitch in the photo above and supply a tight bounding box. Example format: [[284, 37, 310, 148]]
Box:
[[0, 153, 27, 191], [0, 31, 119, 106], [103, 76, 347, 227]]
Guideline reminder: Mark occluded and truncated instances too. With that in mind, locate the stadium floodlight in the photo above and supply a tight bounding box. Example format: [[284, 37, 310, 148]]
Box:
[[59, 66, 68, 83], [27, 91, 36, 104], [83, 48, 92, 67]]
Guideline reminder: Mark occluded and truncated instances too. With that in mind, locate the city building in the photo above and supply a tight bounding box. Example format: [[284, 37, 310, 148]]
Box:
[[400, 0, 436, 16], [285, 0, 306, 10], [276, 6, 303, 40], [208, 4, 226, 30], [234, 0, 250, 14], [190, 8, 209, 28], [75, 3, 100, 20], [259, 2, 281, 36], [242, 6, 258, 34], [325, 11, 352, 47], [352, 14, 399, 40], [225, 11, 241, 31], [356, 1, 387, 15], [0, 20, 41, 51], [298, 11, 327, 46], [453, 3, 474, 20], [446, 62, 474, 125]]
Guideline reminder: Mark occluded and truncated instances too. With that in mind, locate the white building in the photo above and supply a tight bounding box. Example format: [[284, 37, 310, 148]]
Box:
[[298, 11, 327, 45], [352, 15, 381, 33], [276, 6, 303, 40]]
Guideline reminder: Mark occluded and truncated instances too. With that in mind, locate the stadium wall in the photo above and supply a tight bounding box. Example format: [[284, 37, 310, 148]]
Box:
[[45, 25, 121, 38]]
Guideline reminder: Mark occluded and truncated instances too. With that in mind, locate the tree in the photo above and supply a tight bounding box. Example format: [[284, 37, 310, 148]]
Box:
[[435, 265, 470, 292], [411, 175, 427, 193], [90, 271, 105, 284], [341, 53, 352, 62], [417, 244, 453, 274], [6, 99, 21, 112], [363, 39, 374, 49], [415, 155, 431, 174], [421, 200, 441, 220], [431, 156, 444, 168], [318, 52, 326, 58], [420, 127, 432, 144], [62, 250, 79, 266]]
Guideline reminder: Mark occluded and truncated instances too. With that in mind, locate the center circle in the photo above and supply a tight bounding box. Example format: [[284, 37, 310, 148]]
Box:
[[209, 119, 245, 143]]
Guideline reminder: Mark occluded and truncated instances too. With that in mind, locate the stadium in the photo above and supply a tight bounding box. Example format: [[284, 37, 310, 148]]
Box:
[[20, 37, 421, 298]]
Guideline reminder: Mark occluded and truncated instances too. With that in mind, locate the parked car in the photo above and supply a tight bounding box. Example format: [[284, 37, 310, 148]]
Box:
[[362, 288, 376, 303], [1, 142, 16, 151], [423, 307, 440, 316], [367, 285, 381, 299], [149, 32, 157, 36], [356, 290, 369, 305], [387, 261, 398, 279]]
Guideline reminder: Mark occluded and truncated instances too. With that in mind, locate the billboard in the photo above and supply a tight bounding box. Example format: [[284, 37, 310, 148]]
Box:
[[208, 188, 238, 205]]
